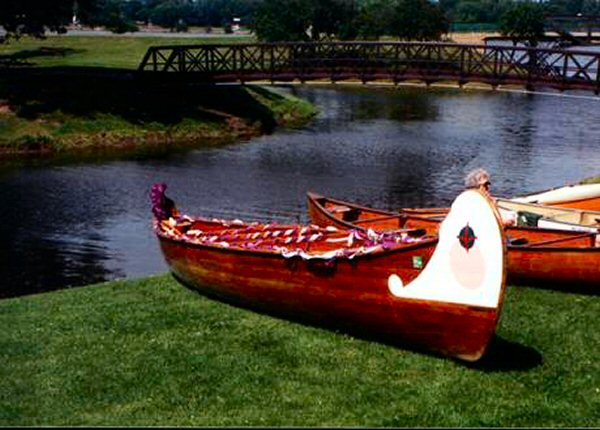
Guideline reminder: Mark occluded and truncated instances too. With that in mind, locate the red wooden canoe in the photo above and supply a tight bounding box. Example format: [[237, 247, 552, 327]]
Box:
[[154, 189, 507, 362], [307, 191, 600, 289]]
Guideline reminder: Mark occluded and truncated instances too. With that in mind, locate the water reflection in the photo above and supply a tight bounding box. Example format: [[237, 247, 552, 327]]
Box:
[[1, 85, 599, 298]]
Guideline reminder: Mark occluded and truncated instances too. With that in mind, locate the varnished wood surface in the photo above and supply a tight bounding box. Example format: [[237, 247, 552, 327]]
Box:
[[155, 216, 501, 362], [307, 192, 600, 288]]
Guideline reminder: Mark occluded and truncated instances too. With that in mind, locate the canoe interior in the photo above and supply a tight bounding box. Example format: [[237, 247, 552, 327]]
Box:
[[496, 198, 600, 227]]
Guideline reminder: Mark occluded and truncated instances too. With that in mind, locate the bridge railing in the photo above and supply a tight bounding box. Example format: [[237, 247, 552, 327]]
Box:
[[138, 42, 600, 94]]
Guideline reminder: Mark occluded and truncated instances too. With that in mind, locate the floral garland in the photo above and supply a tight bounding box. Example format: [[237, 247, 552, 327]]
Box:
[[155, 214, 428, 262]]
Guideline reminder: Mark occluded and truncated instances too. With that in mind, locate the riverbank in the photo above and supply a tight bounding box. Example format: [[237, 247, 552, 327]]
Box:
[[0, 69, 315, 159], [0, 35, 316, 161], [1, 273, 599, 426]]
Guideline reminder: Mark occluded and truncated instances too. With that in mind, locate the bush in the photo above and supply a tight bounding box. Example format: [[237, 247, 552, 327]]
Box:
[[499, 2, 545, 46]]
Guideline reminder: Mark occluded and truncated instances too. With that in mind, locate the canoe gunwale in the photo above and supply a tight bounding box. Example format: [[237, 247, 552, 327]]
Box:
[[153, 224, 439, 259]]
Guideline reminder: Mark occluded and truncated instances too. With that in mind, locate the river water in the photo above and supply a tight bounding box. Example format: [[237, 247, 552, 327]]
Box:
[[1, 84, 599, 299]]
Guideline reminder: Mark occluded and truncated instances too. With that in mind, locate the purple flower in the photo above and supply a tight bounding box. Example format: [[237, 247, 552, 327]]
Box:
[[150, 183, 177, 220]]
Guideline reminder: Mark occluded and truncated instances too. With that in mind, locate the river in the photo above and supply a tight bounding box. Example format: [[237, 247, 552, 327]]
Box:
[[1, 84, 599, 299]]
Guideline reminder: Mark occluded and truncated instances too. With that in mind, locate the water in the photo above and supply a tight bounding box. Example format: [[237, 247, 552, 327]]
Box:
[[1, 84, 599, 299]]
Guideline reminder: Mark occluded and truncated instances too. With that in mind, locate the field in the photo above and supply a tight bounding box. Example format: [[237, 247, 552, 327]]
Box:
[[0, 33, 252, 69], [1, 274, 599, 427], [447, 31, 499, 45]]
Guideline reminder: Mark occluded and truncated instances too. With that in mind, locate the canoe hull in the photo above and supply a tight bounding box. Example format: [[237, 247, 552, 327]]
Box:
[[550, 196, 600, 211], [507, 245, 600, 290], [158, 236, 498, 362], [307, 192, 600, 288]]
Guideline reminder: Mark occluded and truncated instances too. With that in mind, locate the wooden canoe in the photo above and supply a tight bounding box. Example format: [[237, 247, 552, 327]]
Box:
[[307, 191, 600, 289], [400, 198, 600, 230], [154, 189, 507, 362], [495, 198, 600, 228], [511, 183, 600, 211]]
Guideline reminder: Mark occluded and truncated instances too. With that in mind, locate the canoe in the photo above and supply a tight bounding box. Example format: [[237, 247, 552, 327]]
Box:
[[154, 188, 507, 362], [512, 183, 600, 211], [307, 191, 600, 289], [399, 185, 600, 217], [495, 198, 600, 228], [400, 198, 600, 229]]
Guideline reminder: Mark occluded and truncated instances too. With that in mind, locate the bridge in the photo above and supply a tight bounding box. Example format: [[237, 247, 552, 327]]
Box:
[[138, 42, 600, 94]]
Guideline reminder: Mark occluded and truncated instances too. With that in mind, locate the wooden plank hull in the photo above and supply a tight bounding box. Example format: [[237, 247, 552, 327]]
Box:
[[547, 197, 600, 211], [159, 237, 497, 361], [307, 192, 600, 288], [154, 190, 507, 362], [507, 246, 600, 290]]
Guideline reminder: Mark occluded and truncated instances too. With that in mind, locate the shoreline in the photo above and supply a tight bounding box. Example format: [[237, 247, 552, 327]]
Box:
[[0, 69, 317, 162]]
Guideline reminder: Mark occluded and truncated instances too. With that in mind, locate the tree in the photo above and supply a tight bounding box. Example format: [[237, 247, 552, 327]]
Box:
[[79, 0, 138, 33], [309, 0, 359, 40], [0, 0, 142, 40], [253, 0, 314, 41], [544, 0, 585, 16], [389, 0, 449, 41], [582, 0, 600, 14], [147, 0, 194, 32], [499, 1, 546, 46], [439, 0, 461, 20], [1, 0, 78, 39], [253, 0, 358, 41], [355, 0, 395, 40]]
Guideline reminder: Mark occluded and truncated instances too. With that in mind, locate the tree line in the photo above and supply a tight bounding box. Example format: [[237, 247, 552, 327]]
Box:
[[2, 0, 600, 42]]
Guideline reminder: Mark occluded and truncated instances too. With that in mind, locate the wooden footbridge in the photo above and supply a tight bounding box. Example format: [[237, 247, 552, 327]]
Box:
[[138, 42, 600, 94]]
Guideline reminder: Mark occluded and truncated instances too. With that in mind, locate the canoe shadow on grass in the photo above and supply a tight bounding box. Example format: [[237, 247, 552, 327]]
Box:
[[176, 276, 542, 371], [464, 335, 542, 372]]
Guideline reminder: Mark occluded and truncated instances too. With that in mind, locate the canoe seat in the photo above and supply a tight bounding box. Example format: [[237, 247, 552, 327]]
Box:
[[330, 205, 360, 222], [342, 208, 360, 222], [406, 228, 427, 238], [330, 204, 351, 213]]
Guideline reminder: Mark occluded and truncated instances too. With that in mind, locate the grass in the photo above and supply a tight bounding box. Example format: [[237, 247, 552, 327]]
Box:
[[1, 274, 599, 426], [0, 35, 316, 159], [0, 34, 253, 69], [581, 174, 600, 184], [0, 73, 315, 155]]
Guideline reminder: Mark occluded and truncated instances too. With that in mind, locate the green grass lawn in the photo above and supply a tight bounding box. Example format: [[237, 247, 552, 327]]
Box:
[[1, 274, 599, 427], [0, 34, 254, 69]]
